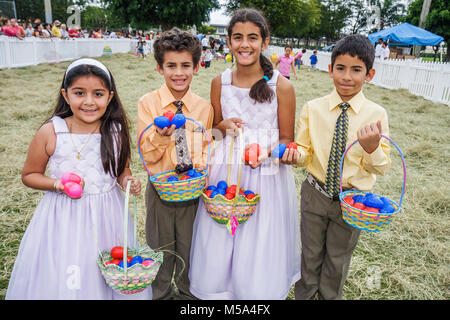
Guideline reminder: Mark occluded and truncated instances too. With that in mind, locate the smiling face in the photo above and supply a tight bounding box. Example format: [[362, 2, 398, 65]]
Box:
[[329, 53, 375, 102], [157, 50, 199, 100], [284, 47, 292, 57], [61, 75, 113, 127], [228, 21, 269, 67]]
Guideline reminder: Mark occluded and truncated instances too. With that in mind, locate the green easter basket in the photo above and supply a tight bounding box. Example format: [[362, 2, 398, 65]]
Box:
[[138, 117, 211, 202], [201, 128, 260, 235], [339, 135, 406, 232], [96, 181, 163, 295]]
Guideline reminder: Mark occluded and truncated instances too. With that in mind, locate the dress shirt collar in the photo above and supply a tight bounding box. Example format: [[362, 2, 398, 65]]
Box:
[[159, 83, 193, 112], [328, 88, 365, 114]]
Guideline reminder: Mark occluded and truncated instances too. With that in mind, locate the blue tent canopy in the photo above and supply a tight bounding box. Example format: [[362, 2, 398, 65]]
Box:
[[368, 23, 443, 46]]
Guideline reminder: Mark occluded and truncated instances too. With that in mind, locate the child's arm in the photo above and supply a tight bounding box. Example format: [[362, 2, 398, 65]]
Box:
[[117, 160, 141, 195], [210, 75, 244, 138], [358, 112, 391, 175], [22, 123, 84, 198], [292, 103, 313, 168]]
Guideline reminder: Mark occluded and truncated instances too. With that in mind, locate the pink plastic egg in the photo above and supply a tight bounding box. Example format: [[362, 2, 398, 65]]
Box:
[[142, 259, 154, 267], [64, 182, 82, 198], [61, 172, 81, 185]]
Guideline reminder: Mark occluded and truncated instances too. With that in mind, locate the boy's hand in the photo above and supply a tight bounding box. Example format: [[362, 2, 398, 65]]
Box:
[[156, 124, 176, 136], [120, 176, 142, 196], [358, 120, 382, 154], [278, 148, 300, 165]]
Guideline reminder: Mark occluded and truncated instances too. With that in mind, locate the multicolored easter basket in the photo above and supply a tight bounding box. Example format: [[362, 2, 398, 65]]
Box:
[[201, 128, 260, 235], [97, 181, 163, 295], [339, 135, 406, 232], [138, 118, 211, 202]]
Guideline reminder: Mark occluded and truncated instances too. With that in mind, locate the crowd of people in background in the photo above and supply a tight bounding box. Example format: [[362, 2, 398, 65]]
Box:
[[0, 17, 157, 41]]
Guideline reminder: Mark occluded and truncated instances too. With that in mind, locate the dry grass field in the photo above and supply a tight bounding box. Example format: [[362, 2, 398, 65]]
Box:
[[0, 53, 449, 300]]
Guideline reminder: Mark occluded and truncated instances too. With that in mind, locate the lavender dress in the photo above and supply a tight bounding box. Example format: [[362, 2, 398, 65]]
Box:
[[189, 69, 301, 299], [6, 116, 151, 300]]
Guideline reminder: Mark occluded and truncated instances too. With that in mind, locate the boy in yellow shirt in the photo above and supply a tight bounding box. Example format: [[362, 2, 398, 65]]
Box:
[[137, 28, 213, 300], [285, 34, 391, 299]]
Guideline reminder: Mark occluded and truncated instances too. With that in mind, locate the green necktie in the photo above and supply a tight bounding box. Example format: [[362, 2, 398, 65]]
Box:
[[324, 102, 350, 197], [173, 101, 193, 174]]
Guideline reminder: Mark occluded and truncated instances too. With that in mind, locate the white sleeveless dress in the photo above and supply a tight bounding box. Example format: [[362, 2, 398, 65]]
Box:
[[189, 69, 301, 299], [6, 116, 151, 300]]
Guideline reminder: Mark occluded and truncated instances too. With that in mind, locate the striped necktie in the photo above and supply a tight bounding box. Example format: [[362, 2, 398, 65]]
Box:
[[173, 101, 193, 174], [324, 102, 350, 197]]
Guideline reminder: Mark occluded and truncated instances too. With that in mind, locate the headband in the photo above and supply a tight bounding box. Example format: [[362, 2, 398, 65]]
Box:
[[65, 58, 111, 84]]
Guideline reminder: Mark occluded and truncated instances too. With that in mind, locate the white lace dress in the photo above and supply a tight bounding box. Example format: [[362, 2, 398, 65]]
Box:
[[189, 69, 301, 299], [6, 116, 151, 300]]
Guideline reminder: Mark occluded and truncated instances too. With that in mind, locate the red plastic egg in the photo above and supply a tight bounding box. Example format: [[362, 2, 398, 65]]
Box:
[[244, 143, 260, 163], [365, 207, 380, 213], [204, 190, 213, 198], [286, 142, 298, 150], [246, 193, 256, 200], [111, 246, 126, 259], [163, 110, 175, 122], [110, 258, 121, 265], [343, 197, 355, 206], [224, 193, 235, 200], [353, 202, 365, 210]]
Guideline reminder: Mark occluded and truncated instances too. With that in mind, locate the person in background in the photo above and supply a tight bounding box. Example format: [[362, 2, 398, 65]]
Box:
[[375, 38, 383, 59], [309, 50, 318, 71], [381, 41, 390, 60], [42, 23, 52, 38], [204, 47, 212, 68], [68, 25, 81, 38], [2, 18, 24, 39], [32, 23, 45, 38], [60, 24, 69, 39], [51, 20, 62, 38], [25, 23, 33, 37]]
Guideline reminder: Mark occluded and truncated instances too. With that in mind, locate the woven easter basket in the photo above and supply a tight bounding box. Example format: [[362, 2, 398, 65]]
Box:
[[339, 135, 406, 232], [138, 117, 211, 202], [97, 181, 163, 295], [201, 128, 260, 230]]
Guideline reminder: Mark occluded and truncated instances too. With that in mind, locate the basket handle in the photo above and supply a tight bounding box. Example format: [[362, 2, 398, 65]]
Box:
[[138, 118, 211, 176], [339, 134, 406, 208], [227, 127, 245, 208]]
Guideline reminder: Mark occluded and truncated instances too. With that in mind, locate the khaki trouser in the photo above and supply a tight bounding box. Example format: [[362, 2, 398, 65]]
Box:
[[294, 179, 361, 300], [145, 181, 199, 300]]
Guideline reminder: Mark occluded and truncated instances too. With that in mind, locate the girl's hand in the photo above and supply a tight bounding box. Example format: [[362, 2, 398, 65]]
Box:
[[358, 120, 382, 154], [58, 178, 85, 199], [219, 118, 245, 136], [156, 124, 176, 137], [243, 147, 269, 169], [121, 176, 142, 196]]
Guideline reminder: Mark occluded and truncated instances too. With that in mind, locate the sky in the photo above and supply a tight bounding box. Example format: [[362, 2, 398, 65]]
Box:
[[208, 0, 230, 25]]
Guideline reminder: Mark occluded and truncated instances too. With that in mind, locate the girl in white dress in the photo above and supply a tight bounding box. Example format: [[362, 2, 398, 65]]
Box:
[[189, 9, 301, 300], [6, 58, 151, 300]]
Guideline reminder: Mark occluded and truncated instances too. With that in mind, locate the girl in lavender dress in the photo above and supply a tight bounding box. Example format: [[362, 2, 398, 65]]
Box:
[[6, 58, 151, 300], [189, 9, 301, 300]]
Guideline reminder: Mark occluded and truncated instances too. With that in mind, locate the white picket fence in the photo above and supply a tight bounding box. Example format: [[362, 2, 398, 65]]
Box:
[[263, 45, 450, 105], [0, 36, 137, 69]]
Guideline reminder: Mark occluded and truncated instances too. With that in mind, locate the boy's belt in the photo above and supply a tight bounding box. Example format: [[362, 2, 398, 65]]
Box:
[[306, 173, 351, 201]]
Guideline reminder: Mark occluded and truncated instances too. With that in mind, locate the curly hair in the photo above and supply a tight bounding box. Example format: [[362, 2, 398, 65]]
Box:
[[153, 28, 202, 67]]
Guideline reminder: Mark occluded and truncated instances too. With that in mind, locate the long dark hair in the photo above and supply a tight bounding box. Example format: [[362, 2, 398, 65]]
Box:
[[227, 8, 274, 103], [46, 63, 131, 178]]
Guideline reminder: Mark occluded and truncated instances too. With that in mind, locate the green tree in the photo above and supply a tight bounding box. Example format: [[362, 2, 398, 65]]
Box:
[[366, 0, 405, 32], [103, 0, 220, 30], [197, 24, 216, 35], [225, 0, 320, 41], [13, 0, 88, 23], [404, 0, 450, 61], [310, 0, 351, 41]]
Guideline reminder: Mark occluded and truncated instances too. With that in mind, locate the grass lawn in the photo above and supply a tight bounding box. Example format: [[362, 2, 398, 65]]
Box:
[[0, 53, 449, 300]]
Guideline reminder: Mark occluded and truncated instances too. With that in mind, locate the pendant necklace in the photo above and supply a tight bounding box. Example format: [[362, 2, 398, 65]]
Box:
[[69, 123, 98, 160]]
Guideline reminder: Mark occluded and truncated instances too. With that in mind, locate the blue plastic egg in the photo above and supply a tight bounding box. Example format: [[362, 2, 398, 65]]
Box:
[[206, 185, 217, 191], [380, 196, 391, 207], [118, 260, 131, 268], [353, 195, 365, 203], [217, 188, 226, 196], [244, 190, 255, 195], [272, 143, 287, 159], [187, 169, 197, 176], [380, 204, 395, 214], [363, 195, 384, 209], [217, 180, 228, 190], [154, 116, 171, 129], [130, 256, 143, 266], [167, 176, 178, 182], [210, 190, 219, 198], [171, 114, 186, 129]]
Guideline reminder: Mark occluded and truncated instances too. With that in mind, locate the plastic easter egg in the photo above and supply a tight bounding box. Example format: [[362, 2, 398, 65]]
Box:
[[224, 193, 234, 200], [111, 246, 126, 259], [245, 143, 261, 163], [244, 190, 255, 196], [216, 188, 226, 196], [187, 169, 197, 177], [380, 196, 391, 207], [343, 197, 355, 206], [217, 180, 228, 190], [210, 190, 219, 198], [65, 182, 82, 198], [110, 258, 121, 265], [270, 53, 278, 63], [246, 193, 256, 200], [130, 256, 143, 266], [380, 204, 395, 214], [179, 175, 190, 181], [118, 260, 131, 269], [272, 143, 286, 159], [154, 116, 171, 129], [226, 54, 232, 62], [201, 61, 205, 67], [286, 142, 298, 150], [352, 195, 365, 203], [226, 187, 236, 195], [163, 110, 175, 122], [204, 190, 213, 198], [363, 196, 384, 209], [206, 185, 217, 192], [142, 259, 154, 267], [171, 114, 186, 129], [61, 172, 81, 185], [167, 176, 179, 182], [353, 202, 365, 210], [364, 207, 380, 213]]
